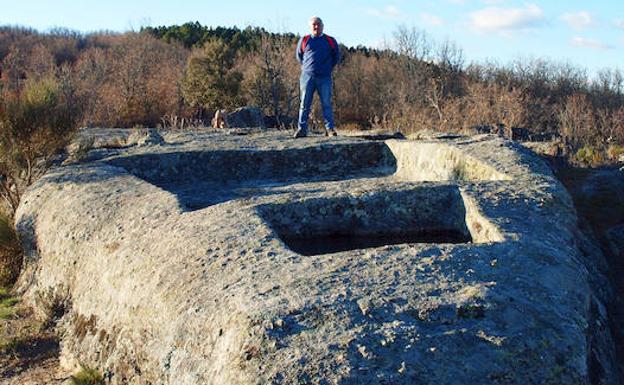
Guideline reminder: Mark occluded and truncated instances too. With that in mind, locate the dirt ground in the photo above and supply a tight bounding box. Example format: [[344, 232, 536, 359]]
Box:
[[0, 294, 70, 385]]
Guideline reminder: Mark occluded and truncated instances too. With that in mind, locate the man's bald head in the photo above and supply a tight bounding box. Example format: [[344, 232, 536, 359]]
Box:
[[309, 16, 324, 37]]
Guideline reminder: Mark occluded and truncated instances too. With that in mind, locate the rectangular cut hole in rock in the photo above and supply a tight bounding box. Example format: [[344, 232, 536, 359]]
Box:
[[283, 230, 470, 256], [259, 185, 476, 256]]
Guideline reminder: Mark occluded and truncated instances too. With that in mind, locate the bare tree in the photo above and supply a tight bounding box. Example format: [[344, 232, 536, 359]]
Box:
[[243, 33, 299, 127], [393, 26, 432, 62], [435, 38, 464, 73], [558, 93, 596, 149], [74, 47, 109, 127]]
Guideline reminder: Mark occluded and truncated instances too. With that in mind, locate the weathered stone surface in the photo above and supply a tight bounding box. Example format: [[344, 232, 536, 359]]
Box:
[[14, 130, 618, 384], [122, 127, 163, 148], [68, 127, 165, 154], [606, 224, 624, 260]]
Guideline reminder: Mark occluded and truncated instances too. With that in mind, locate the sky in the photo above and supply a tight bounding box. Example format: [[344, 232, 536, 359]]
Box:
[[1, 0, 623, 76]]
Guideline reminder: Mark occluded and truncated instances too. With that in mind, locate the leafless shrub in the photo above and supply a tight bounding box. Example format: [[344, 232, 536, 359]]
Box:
[[334, 51, 402, 127], [558, 93, 596, 150], [242, 33, 299, 126], [72, 33, 187, 128], [159, 114, 204, 130]]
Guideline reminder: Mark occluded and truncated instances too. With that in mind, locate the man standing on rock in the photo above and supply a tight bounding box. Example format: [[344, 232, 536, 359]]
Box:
[[294, 16, 340, 138]]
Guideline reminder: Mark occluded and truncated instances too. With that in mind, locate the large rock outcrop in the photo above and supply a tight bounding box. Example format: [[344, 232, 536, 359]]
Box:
[[14, 130, 618, 384]]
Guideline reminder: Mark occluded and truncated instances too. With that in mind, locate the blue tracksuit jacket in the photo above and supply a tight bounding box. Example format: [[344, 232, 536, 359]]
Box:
[[296, 34, 340, 76]]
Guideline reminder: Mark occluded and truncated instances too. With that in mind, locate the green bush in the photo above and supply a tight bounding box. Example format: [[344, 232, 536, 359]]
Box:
[[573, 145, 605, 166], [0, 286, 19, 319], [181, 39, 244, 113], [70, 365, 104, 385], [0, 77, 80, 215], [0, 211, 22, 287]]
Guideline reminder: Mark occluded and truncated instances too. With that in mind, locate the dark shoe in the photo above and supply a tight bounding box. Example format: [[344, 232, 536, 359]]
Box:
[[293, 128, 307, 138], [326, 129, 337, 137]]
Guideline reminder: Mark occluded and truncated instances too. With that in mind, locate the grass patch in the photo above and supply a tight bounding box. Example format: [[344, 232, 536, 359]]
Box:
[[0, 287, 19, 320], [0, 333, 29, 355], [573, 145, 605, 166], [0, 287, 63, 381], [71, 365, 104, 385], [607, 144, 624, 162], [0, 286, 21, 354]]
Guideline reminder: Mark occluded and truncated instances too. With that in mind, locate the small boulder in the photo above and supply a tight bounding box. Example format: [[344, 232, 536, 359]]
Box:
[[227, 107, 265, 129], [211, 109, 229, 129]]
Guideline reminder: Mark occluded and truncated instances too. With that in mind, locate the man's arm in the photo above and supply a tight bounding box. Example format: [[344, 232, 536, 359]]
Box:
[[296, 37, 304, 64]]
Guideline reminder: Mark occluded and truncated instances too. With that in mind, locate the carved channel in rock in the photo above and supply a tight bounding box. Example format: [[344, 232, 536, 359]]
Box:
[[107, 140, 511, 211], [259, 185, 502, 255], [107, 142, 396, 210], [108, 142, 397, 185]]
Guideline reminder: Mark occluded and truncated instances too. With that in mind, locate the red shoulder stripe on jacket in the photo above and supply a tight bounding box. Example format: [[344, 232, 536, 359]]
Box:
[[324, 34, 336, 50], [300, 34, 337, 53], [300, 35, 311, 53]]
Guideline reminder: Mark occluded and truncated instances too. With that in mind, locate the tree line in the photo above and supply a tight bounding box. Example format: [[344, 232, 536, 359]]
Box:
[[1, 22, 623, 177]]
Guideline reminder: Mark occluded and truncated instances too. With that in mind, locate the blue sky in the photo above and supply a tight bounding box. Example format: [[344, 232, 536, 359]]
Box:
[[1, 0, 623, 75]]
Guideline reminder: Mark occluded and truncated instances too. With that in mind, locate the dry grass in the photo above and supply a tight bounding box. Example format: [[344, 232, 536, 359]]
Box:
[[0, 287, 68, 383], [70, 365, 104, 385], [0, 212, 22, 287]]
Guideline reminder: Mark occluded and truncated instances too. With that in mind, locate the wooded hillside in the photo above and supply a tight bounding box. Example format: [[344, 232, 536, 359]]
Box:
[[1, 22, 623, 166]]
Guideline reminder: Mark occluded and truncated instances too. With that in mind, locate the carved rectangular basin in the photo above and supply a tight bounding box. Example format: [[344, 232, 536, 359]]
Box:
[[259, 185, 501, 256]]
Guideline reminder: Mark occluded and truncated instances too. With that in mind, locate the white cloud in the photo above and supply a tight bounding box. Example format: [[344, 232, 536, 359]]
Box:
[[420, 12, 445, 26], [571, 37, 613, 50], [469, 3, 545, 33], [366, 5, 402, 19], [615, 19, 624, 30], [560, 11, 594, 30]]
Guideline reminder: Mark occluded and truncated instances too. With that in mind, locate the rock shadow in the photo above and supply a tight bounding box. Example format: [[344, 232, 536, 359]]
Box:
[[107, 142, 398, 211]]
